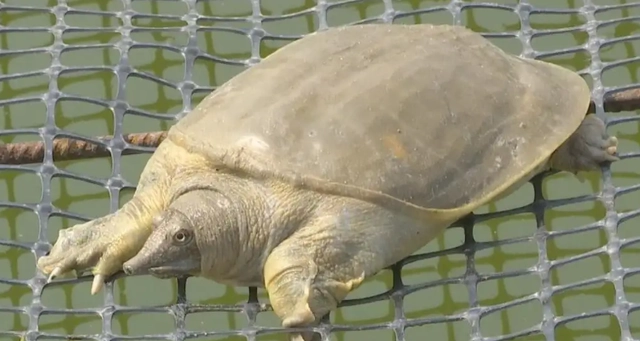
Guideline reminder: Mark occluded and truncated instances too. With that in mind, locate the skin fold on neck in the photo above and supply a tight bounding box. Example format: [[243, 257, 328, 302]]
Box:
[[170, 172, 317, 287]]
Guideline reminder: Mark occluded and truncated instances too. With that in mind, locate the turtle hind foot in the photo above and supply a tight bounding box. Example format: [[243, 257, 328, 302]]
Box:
[[36, 199, 158, 294], [549, 114, 619, 174]]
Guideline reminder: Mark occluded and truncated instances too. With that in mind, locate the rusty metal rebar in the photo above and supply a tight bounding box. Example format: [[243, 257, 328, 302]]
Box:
[[1, 88, 640, 165], [600, 88, 640, 113], [0, 131, 167, 165]]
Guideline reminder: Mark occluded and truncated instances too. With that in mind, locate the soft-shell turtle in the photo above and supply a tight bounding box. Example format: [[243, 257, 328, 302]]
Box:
[[37, 24, 618, 340]]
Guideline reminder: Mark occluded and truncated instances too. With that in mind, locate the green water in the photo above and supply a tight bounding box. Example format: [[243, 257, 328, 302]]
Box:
[[1, 0, 640, 340]]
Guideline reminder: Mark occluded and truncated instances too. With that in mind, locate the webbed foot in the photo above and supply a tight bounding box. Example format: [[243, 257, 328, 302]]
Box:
[[549, 114, 619, 173], [264, 244, 365, 341], [37, 196, 162, 294]]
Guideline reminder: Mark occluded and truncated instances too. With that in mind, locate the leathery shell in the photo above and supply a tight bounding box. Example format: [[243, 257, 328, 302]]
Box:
[[168, 23, 591, 222]]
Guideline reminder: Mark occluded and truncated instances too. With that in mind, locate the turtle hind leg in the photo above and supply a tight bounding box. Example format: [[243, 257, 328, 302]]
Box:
[[549, 114, 619, 174]]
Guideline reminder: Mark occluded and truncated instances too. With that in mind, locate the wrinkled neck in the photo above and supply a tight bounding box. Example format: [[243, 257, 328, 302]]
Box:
[[169, 172, 275, 285]]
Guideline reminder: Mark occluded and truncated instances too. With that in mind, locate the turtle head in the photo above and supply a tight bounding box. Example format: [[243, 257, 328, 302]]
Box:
[[122, 174, 277, 283], [122, 190, 213, 279], [122, 208, 201, 279]]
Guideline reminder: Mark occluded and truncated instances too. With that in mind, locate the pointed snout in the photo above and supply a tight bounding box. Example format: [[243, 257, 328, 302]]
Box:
[[121, 209, 202, 279], [122, 252, 155, 276], [121, 237, 202, 279]]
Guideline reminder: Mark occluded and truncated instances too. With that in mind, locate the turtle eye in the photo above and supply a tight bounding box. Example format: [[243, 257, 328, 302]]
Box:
[[173, 229, 192, 245]]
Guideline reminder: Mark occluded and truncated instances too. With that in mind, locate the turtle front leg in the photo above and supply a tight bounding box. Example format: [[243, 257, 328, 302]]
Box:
[[549, 114, 619, 174], [37, 197, 160, 294], [263, 196, 436, 341], [37, 146, 171, 295], [264, 240, 366, 341]]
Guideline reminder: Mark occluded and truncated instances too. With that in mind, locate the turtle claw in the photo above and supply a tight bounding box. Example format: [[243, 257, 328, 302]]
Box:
[[47, 266, 62, 283], [605, 136, 619, 158], [91, 275, 106, 295], [36, 207, 156, 294], [38, 220, 93, 280]]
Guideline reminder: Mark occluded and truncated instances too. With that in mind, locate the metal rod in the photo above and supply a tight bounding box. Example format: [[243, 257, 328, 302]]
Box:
[[1, 88, 640, 165], [0, 131, 167, 165]]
